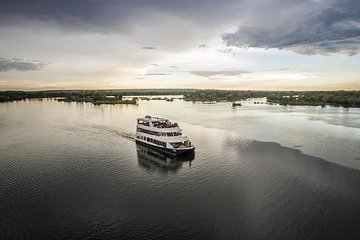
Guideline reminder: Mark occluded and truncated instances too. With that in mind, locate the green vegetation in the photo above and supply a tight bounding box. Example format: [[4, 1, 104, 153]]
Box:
[[0, 89, 194, 104], [1, 89, 360, 107], [184, 90, 267, 102], [0, 91, 27, 102], [184, 90, 360, 107], [138, 96, 180, 101], [266, 91, 360, 107], [57, 91, 138, 105]]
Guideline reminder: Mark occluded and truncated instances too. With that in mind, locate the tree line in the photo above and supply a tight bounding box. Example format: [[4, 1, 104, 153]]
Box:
[[1, 89, 360, 107], [0, 89, 195, 103], [183, 90, 360, 107]]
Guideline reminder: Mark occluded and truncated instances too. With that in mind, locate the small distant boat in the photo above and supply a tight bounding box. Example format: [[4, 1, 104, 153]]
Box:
[[136, 116, 195, 156], [232, 102, 242, 107]]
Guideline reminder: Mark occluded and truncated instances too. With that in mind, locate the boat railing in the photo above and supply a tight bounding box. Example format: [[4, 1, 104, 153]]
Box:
[[170, 141, 191, 149], [153, 122, 178, 128]]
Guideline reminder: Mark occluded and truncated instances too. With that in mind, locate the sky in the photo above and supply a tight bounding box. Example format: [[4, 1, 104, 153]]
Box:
[[0, 0, 359, 90]]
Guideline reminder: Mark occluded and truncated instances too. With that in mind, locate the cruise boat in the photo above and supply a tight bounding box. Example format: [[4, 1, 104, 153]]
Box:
[[135, 116, 195, 156]]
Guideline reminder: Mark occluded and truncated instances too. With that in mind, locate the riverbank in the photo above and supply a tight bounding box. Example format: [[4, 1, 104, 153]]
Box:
[[1, 89, 360, 107], [57, 97, 137, 105], [183, 90, 360, 108], [0, 89, 194, 103]]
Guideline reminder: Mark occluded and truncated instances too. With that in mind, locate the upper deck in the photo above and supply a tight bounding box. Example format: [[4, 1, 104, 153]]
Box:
[[137, 116, 179, 129], [137, 116, 168, 123]]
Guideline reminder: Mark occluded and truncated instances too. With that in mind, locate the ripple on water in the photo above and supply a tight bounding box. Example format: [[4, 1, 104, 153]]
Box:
[[1, 100, 360, 240]]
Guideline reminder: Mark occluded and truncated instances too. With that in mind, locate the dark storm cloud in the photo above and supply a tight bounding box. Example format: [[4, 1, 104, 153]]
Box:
[[0, 57, 46, 72], [0, 0, 241, 33], [0, 0, 132, 33], [223, 0, 360, 55], [2, 0, 359, 56]]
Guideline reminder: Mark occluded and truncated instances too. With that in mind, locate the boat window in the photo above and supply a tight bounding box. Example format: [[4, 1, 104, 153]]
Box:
[[138, 120, 150, 126], [138, 128, 161, 136], [146, 137, 165, 147], [152, 121, 160, 127], [170, 142, 183, 148]]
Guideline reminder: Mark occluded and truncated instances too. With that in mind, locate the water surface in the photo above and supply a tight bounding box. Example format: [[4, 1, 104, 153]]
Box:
[[1, 99, 360, 240]]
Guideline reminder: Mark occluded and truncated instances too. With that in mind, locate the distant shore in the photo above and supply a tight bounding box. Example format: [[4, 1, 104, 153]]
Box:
[[183, 90, 360, 108], [1, 89, 359, 107], [0, 89, 191, 105]]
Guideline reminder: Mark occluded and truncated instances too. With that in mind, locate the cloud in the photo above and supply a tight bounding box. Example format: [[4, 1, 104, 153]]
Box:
[[222, 0, 360, 55], [191, 70, 250, 78], [0, 0, 246, 59], [0, 0, 242, 34], [145, 73, 172, 76], [3, 0, 358, 57], [0, 57, 46, 72]]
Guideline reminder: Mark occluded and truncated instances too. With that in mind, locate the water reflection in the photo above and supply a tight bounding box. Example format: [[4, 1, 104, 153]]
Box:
[[136, 144, 194, 174], [1, 99, 360, 239]]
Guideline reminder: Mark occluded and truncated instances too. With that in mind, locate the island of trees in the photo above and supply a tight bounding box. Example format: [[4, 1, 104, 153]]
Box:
[[56, 91, 138, 105], [1, 89, 360, 107], [0, 89, 194, 105], [183, 90, 360, 107]]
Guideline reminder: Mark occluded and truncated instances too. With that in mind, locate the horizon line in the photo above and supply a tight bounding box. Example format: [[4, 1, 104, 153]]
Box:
[[1, 88, 359, 92]]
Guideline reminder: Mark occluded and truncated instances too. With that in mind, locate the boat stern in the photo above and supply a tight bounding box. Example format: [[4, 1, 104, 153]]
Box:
[[170, 145, 195, 156]]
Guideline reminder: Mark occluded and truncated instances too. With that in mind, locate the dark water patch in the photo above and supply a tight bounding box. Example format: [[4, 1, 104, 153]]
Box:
[[224, 139, 360, 240]]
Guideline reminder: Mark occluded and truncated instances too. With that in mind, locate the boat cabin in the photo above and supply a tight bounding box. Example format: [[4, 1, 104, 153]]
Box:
[[137, 116, 179, 128]]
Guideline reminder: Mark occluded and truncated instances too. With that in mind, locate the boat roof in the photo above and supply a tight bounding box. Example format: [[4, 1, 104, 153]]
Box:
[[137, 115, 169, 122]]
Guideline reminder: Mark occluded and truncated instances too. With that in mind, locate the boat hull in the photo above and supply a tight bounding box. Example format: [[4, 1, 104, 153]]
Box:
[[136, 139, 195, 157]]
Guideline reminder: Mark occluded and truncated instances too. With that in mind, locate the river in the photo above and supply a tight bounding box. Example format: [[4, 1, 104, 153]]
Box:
[[1, 98, 360, 239]]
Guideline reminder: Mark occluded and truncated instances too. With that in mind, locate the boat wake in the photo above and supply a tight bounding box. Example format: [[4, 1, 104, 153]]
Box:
[[56, 124, 136, 141], [87, 125, 136, 141]]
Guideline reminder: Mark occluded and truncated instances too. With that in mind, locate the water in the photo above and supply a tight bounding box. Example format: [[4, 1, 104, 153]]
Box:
[[1, 99, 360, 240]]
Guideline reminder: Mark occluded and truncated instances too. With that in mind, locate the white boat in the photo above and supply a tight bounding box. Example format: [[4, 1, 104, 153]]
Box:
[[136, 115, 195, 156]]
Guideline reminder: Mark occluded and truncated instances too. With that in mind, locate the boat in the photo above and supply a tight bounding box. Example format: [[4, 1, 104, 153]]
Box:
[[232, 102, 242, 107], [136, 115, 195, 156]]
